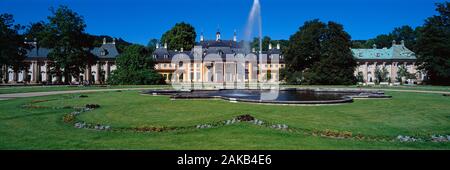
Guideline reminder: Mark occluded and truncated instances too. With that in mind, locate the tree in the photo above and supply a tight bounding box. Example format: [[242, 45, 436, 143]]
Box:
[[280, 68, 302, 84], [160, 22, 196, 51], [24, 21, 48, 44], [356, 72, 364, 83], [351, 40, 369, 48], [303, 22, 357, 85], [416, 2, 450, 85], [374, 66, 389, 83], [0, 13, 28, 82], [108, 45, 164, 85], [366, 34, 394, 49], [285, 19, 325, 72], [147, 38, 159, 52], [285, 20, 356, 85], [363, 25, 420, 50], [87, 34, 131, 53], [391, 25, 419, 51], [43, 6, 95, 84], [396, 65, 416, 84]]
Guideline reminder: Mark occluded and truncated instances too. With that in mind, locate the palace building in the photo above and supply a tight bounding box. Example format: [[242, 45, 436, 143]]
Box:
[[1, 31, 422, 85], [352, 40, 423, 84], [152, 31, 285, 84], [1, 38, 118, 85]]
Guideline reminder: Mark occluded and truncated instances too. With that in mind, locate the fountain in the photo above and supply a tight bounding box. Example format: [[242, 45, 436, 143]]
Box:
[[244, 0, 263, 53]]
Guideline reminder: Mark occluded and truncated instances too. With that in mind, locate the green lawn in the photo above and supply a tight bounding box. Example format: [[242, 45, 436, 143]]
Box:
[[0, 89, 449, 149], [1, 84, 449, 94]]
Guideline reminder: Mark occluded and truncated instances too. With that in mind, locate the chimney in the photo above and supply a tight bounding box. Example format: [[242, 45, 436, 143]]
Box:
[[103, 38, 106, 44], [156, 43, 160, 49], [181, 48, 184, 52], [373, 44, 377, 49], [269, 43, 273, 50], [401, 40, 405, 46], [392, 40, 396, 46], [164, 42, 168, 49], [233, 30, 237, 42], [112, 38, 116, 44], [277, 43, 280, 50], [252, 48, 256, 53]]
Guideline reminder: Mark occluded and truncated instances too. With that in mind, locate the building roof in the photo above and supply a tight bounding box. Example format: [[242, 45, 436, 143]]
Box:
[[351, 42, 416, 60], [90, 43, 119, 59], [25, 43, 120, 60]]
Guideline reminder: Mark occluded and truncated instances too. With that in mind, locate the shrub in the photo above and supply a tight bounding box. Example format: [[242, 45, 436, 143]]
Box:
[[63, 114, 76, 123]]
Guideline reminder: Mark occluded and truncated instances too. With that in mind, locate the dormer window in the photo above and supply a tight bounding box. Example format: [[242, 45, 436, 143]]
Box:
[[153, 54, 157, 59], [164, 54, 168, 59], [376, 53, 380, 57], [100, 49, 108, 56]]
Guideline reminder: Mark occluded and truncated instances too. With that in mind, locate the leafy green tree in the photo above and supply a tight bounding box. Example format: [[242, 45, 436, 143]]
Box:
[[0, 13, 27, 81], [147, 38, 159, 51], [303, 22, 357, 85], [363, 25, 420, 50], [285, 20, 356, 85], [416, 2, 450, 85], [279, 68, 302, 84], [374, 66, 389, 83], [285, 19, 325, 72], [356, 72, 364, 83], [391, 25, 419, 51], [251, 36, 271, 51], [24, 21, 48, 44], [42, 6, 95, 84], [365, 34, 393, 49], [108, 45, 164, 85], [160, 22, 196, 51], [86, 35, 131, 53], [396, 65, 416, 84], [351, 40, 369, 48]]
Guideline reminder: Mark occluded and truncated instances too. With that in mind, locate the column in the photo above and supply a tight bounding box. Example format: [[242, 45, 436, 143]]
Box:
[[31, 61, 37, 83], [105, 61, 110, 82], [223, 62, 226, 83], [372, 62, 377, 82], [201, 63, 204, 83], [85, 65, 92, 84], [363, 62, 368, 83], [95, 62, 101, 84], [36, 62, 41, 83], [45, 61, 51, 83], [12, 69, 18, 83], [23, 65, 29, 83], [248, 62, 253, 83]]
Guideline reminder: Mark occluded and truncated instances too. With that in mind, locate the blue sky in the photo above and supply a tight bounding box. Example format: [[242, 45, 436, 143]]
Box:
[[0, 0, 444, 45]]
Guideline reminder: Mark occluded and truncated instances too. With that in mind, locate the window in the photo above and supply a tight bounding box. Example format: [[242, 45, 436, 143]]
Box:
[[163, 64, 167, 68]]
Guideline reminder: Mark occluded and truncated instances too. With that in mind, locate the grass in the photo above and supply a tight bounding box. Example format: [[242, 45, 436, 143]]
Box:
[[1, 84, 449, 95], [0, 89, 449, 149]]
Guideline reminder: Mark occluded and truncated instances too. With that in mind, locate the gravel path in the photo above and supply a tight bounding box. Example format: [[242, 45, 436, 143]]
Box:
[[0, 88, 152, 100]]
